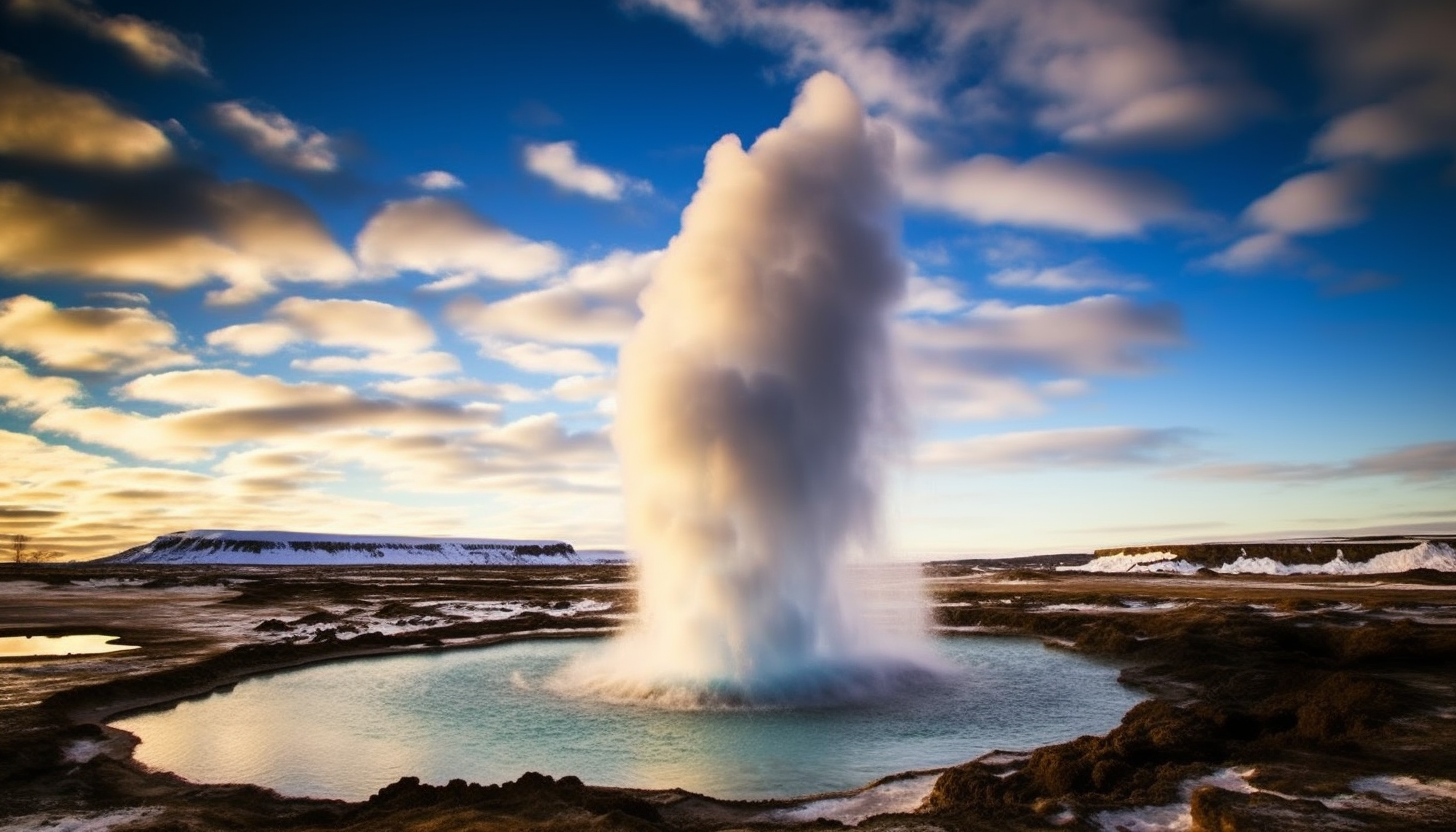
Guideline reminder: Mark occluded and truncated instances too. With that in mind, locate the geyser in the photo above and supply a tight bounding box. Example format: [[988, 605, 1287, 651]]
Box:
[[563, 72, 938, 707]]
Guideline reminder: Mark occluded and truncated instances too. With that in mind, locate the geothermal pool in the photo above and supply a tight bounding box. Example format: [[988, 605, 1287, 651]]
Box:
[[113, 636, 1143, 801]]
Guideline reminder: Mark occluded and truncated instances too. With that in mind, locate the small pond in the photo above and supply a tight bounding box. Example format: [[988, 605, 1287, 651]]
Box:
[[112, 635, 1143, 801], [0, 634, 139, 657]]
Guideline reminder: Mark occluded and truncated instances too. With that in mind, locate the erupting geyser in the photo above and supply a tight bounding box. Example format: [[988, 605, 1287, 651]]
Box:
[[561, 73, 941, 707]]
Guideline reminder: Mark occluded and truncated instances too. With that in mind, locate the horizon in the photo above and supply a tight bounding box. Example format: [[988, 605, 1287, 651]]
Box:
[[2, 0, 1454, 561]]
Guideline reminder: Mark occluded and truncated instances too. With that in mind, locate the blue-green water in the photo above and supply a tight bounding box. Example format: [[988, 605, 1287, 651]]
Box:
[[113, 636, 1143, 800]]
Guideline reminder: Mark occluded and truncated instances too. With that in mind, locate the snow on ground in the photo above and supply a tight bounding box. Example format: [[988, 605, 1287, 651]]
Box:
[[756, 773, 941, 826], [1064, 542, 1456, 576], [0, 808, 164, 832], [101, 529, 627, 566], [1092, 768, 1456, 831]]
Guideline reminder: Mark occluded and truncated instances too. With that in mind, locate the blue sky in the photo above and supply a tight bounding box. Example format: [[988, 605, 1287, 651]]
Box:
[[1, 0, 1452, 559]]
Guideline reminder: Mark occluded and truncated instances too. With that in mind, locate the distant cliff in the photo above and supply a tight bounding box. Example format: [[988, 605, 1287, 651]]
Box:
[[100, 529, 625, 566], [1091, 536, 1453, 567]]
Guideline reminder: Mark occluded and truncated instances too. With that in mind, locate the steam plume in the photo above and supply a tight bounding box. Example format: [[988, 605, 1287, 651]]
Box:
[[564, 72, 936, 707]]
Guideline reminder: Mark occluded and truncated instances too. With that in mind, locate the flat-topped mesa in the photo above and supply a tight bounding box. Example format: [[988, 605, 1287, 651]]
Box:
[[99, 529, 621, 566]]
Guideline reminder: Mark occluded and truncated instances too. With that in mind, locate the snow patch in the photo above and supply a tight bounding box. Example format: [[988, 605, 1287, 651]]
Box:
[[0, 808, 163, 832], [757, 774, 940, 825], [1067, 542, 1456, 576]]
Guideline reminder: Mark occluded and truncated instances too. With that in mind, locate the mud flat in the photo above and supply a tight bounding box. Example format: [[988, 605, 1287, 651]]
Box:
[[3, 562, 1456, 830]]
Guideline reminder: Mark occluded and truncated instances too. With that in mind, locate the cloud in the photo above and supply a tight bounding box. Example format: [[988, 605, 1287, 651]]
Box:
[[210, 297, 437, 355], [210, 101, 341, 174], [8, 0, 207, 75], [0, 294, 194, 373], [640, 0, 1266, 146], [355, 196, 564, 284], [476, 340, 607, 376], [0, 178, 356, 304], [523, 141, 650, 201], [1203, 166, 1369, 271], [291, 351, 461, 377], [944, 0, 1268, 147], [550, 374, 615, 403], [899, 294, 1182, 421], [1174, 440, 1456, 483], [446, 249, 661, 347], [1245, 0, 1456, 163], [0, 428, 508, 560], [0, 356, 83, 412], [373, 377, 538, 403], [207, 296, 458, 377], [0, 53, 173, 169], [988, 258, 1149, 292], [890, 123, 1188, 237], [35, 369, 497, 462], [1243, 166, 1369, 234], [408, 170, 464, 190], [902, 271, 972, 315], [901, 294, 1183, 377], [918, 426, 1198, 470], [1200, 231, 1298, 272], [85, 291, 150, 306]]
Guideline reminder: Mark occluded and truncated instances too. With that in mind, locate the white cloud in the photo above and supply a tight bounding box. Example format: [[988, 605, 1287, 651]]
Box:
[[988, 258, 1149, 292], [1173, 440, 1456, 483], [0, 180, 356, 305], [918, 426, 1197, 470], [292, 351, 461, 378], [640, 0, 1266, 146], [523, 141, 651, 201], [477, 340, 607, 376], [902, 295, 1183, 376], [211, 101, 340, 174], [1245, 0, 1456, 164], [207, 296, 457, 377], [355, 197, 564, 284], [0, 54, 173, 169], [36, 369, 497, 463], [900, 294, 1182, 421], [255, 297, 434, 353], [902, 271, 972, 315], [1243, 167, 1369, 235], [1203, 166, 1369, 272], [947, 0, 1268, 147], [890, 122, 1188, 237], [0, 294, 194, 374], [550, 374, 616, 403], [1200, 231, 1298, 272], [9, 0, 208, 75], [446, 250, 659, 348], [0, 356, 83, 412], [374, 377, 538, 403], [408, 170, 464, 190]]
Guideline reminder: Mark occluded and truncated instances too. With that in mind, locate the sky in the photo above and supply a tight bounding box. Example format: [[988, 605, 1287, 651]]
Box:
[[0, 0, 1453, 561]]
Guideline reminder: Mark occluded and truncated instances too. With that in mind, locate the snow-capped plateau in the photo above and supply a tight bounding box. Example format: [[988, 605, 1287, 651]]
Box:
[[1063, 540, 1456, 575], [99, 530, 626, 566]]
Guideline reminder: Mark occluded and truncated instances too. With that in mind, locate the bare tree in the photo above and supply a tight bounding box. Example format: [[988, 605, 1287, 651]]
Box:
[[10, 534, 28, 563]]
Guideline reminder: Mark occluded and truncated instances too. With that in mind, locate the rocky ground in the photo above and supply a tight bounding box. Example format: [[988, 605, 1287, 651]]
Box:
[[2, 562, 1455, 831]]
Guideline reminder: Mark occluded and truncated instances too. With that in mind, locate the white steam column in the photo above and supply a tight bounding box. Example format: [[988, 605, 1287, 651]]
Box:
[[565, 72, 938, 707]]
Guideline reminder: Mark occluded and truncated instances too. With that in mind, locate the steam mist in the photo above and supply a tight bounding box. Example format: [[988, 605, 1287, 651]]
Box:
[[562, 73, 939, 707]]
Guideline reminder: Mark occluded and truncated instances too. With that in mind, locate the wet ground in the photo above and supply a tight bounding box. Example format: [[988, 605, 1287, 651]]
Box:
[[2, 562, 1455, 831]]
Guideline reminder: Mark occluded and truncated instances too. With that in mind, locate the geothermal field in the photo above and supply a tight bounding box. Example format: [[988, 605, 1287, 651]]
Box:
[[4, 545, 1456, 831], [4, 4, 1455, 832]]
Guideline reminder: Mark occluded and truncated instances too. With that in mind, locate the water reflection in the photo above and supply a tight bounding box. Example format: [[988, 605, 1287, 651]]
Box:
[[0, 634, 139, 657], [113, 636, 1143, 801]]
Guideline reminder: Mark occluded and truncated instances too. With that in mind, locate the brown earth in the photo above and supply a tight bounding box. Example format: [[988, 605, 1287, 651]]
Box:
[[3, 562, 1456, 831]]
